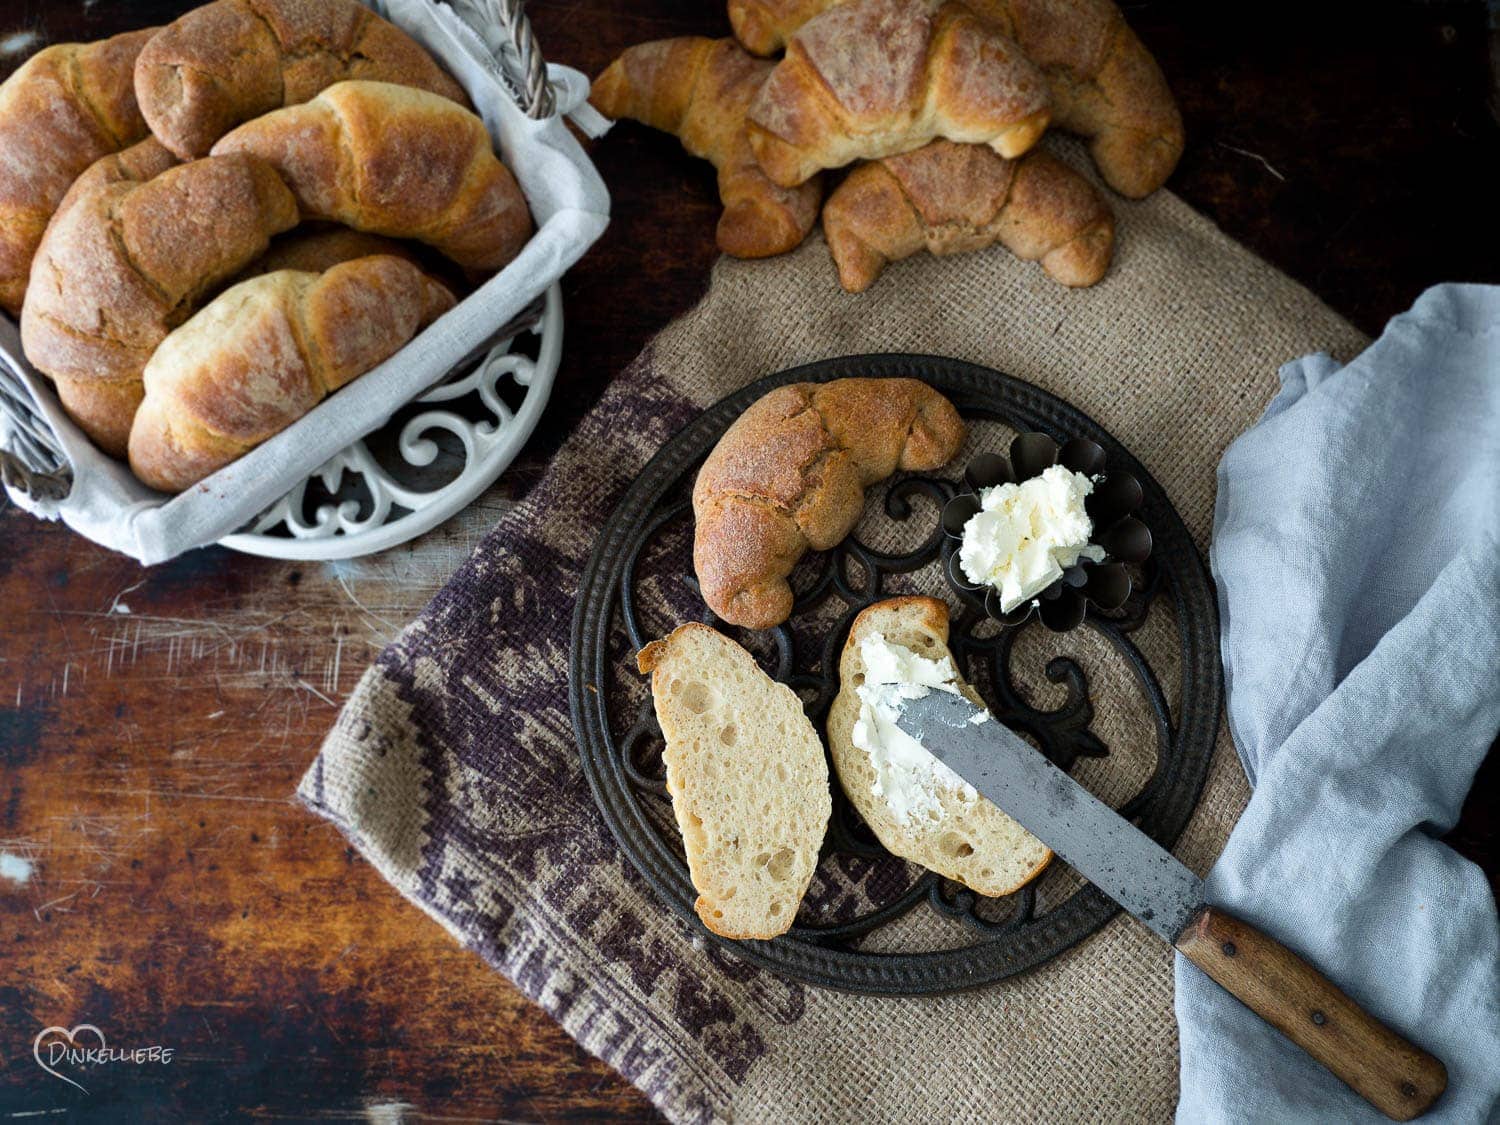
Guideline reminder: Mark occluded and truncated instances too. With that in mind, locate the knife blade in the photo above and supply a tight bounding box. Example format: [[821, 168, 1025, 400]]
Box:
[[895, 688, 1447, 1122], [897, 689, 1203, 943]]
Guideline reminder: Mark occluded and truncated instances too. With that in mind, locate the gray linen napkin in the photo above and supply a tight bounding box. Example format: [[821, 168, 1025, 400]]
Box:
[[1177, 284, 1500, 1122]]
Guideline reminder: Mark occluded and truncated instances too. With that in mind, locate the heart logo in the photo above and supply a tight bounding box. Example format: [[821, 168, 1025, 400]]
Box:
[[33, 1024, 106, 1093]]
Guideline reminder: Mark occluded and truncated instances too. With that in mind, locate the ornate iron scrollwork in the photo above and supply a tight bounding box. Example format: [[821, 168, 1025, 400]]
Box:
[[571, 355, 1222, 994]]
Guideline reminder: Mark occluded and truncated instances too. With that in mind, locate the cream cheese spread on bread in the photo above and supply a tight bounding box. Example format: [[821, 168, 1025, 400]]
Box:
[[958, 464, 1105, 611], [851, 632, 978, 823]]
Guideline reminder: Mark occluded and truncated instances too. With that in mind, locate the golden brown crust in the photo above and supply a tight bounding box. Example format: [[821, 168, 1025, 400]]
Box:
[[0, 28, 157, 317], [692, 378, 965, 628], [211, 81, 531, 274], [128, 255, 454, 492], [699, 912, 776, 939], [635, 636, 669, 675], [19, 139, 299, 456], [861, 594, 948, 630], [243, 225, 471, 296], [997, 0, 1181, 197], [635, 622, 726, 675], [729, 0, 833, 55], [822, 141, 1114, 291], [731, 0, 1182, 196], [240, 226, 419, 277], [745, 0, 1050, 188], [135, 0, 469, 160], [591, 37, 822, 258]]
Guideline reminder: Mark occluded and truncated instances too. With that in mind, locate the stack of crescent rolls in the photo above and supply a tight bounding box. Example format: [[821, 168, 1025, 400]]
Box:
[[0, 0, 535, 493], [590, 0, 1184, 292]]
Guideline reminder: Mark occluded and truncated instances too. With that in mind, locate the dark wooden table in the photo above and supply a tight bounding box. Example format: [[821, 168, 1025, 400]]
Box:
[[2, 1, 1496, 1120]]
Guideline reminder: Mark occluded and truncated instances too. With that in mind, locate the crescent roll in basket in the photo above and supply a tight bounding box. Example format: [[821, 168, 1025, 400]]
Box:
[[822, 141, 1114, 292], [135, 0, 469, 159], [591, 37, 823, 258], [240, 226, 423, 277], [128, 255, 456, 493], [212, 81, 531, 274], [0, 27, 156, 317], [20, 140, 300, 456], [693, 378, 966, 628], [729, 0, 1182, 198], [745, 0, 1051, 188]]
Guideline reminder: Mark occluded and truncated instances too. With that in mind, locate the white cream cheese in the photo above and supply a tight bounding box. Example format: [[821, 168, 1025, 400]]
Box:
[[957, 463, 1105, 612], [851, 632, 978, 823]]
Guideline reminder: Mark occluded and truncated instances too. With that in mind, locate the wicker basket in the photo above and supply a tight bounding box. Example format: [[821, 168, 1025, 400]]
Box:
[[0, 0, 608, 563]]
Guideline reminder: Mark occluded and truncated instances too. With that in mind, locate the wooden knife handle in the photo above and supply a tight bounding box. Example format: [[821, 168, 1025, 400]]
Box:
[[1175, 907, 1447, 1120]]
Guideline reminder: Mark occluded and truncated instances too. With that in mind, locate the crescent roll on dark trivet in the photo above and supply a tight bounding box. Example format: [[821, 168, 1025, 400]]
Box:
[[135, 0, 470, 159], [729, 0, 1183, 197], [746, 0, 1051, 189], [0, 27, 157, 317], [826, 596, 1052, 895], [590, 37, 823, 258], [638, 623, 831, 939], [693, 377, 965, 629], [822, 141, 1114, 292], [238, 226, 421, 277]]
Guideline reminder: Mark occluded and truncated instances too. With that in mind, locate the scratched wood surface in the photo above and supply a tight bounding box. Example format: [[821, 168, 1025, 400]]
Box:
[[2, 1, 1497, 1120]]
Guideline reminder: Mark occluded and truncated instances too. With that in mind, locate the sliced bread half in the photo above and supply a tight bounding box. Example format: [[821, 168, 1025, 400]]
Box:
[[826, 596, 1052, 897], [637, 623, 831, 939]]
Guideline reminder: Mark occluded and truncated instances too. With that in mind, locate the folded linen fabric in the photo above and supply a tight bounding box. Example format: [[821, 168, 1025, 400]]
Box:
[[300, 139, 1373, 1123], [1178, 284, 1500, 1123]]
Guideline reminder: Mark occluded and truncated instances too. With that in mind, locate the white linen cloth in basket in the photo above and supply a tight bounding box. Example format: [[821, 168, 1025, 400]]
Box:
[[0, 0, 610, 564]]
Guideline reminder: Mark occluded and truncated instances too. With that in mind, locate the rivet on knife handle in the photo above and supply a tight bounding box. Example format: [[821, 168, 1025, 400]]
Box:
[[1175, 907, 1448, 1121]]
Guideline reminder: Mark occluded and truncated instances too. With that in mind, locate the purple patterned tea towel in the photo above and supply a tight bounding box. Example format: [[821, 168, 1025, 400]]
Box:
[[300, 151, 1370, 1124]]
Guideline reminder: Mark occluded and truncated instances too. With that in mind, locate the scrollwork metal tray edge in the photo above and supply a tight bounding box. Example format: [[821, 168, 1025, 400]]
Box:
[[569, 353, 1223, 996]]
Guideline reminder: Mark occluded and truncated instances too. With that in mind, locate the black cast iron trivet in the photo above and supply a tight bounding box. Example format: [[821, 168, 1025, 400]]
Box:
[[569, 354, 1222, 995]]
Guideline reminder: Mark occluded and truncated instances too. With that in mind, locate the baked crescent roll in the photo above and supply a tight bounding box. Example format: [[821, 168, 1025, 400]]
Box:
[[211, 81, 531, 274], [20, 140, 299, 455], [822, 141, 1114, 292], [591, 37, 823, 258], [129, 255, 455, 492], [135, 0, 469, 159], [730, 0, 1183, 197], [745, 0, 1051, 189], [693, 378, 966, 628], [0, 28, 157, 316]]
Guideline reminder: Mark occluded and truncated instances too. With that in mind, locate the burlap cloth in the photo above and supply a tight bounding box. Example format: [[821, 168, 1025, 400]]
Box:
[[299, 141, 1369, 1124]]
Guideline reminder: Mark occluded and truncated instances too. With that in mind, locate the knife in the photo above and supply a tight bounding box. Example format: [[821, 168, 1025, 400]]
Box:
[[896, 689, 1448, 1121]]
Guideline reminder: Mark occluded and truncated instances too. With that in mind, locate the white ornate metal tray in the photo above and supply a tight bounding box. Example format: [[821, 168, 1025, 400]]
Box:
[[0, 0, 592, 566], [219, 283, 561, 560]]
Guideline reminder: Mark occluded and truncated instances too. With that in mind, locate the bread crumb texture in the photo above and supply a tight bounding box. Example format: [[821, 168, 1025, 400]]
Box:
[[639, 623, 831, 939]]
